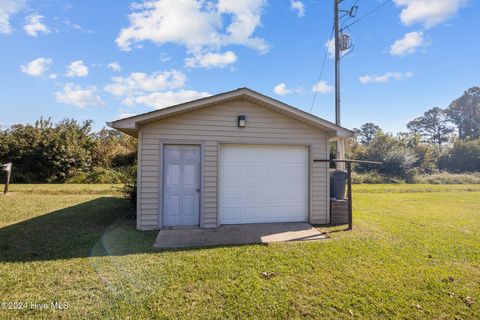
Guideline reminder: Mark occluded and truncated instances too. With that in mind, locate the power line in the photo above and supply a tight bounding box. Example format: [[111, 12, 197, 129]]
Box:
[[341, 0, 360, 29], [310, 25, 335, 113], [343, 0, 392, 30]]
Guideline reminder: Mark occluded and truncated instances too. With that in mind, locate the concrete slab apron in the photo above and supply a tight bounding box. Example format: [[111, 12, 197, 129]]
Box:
[[154, 222, 326, 249]]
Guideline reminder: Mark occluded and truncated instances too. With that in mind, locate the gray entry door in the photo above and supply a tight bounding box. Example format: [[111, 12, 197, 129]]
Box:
[[163, 145, 201, 227]]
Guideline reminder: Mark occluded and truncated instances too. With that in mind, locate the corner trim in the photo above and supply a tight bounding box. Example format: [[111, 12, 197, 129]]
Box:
[[136, 128, 142, 230]]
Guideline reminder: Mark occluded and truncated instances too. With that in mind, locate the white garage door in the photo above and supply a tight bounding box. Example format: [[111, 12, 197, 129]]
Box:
[[219, 144, 308, 224]]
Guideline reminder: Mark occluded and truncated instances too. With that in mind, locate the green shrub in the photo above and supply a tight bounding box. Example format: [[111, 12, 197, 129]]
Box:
[[439, 139, 480, 172], [352, 172, 403, 184], [119, 165, 137, 207], [413, 172, 480, 184], [0, 119, 136, 183], [353, 172, 480, 184], [0, 118, 96, 182], [355, 132, 417, 180], [65, 167, 127, 184]]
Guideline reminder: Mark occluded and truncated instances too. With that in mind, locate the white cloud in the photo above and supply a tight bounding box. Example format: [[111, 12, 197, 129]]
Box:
[[291, 0, 305, 17], [311, 81, 334, 94], [359, 72, 413, 84], [23, 14, 50, 37], [66, 60, 89, 77], [20, 58, 53, 77], [122, 90, 211, 109], [116, 0, 269, 54], [55, 83, 105, 108], [64, 18, 81, 30], [274, 83, 290, 96], [48, 73, 58, 79], [0, 15, 11, 34], [107, 62, 122, 72], [64, 18, 93, 34], [116, 0, 219, 51], [0, 0, 26, 34], [105, 70, 186, 96], [104, 69, 209, 110], [159, 52, 171, 62], [389, 31, 426, 56], [394, 0, 465, 28], [325, 38, 335, 59], [273, 83, 303, 96], [185, 50, 237, 68]]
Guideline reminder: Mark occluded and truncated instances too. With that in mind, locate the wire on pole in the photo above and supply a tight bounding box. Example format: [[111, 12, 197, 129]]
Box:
[[310, 25, 335, 113], [343, 0, 393, 29]]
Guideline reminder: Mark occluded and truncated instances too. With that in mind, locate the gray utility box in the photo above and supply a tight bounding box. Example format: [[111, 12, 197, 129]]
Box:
[[330, 198, 348, 225], [330, 169, 347, 200]]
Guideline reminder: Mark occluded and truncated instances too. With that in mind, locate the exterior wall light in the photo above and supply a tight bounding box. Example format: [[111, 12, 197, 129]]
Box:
[[237, 115, 246, 128]]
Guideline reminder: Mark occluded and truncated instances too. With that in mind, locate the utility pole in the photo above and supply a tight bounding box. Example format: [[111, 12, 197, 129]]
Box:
[[334, 0, 346, 170], [334, 0, 340, 126]]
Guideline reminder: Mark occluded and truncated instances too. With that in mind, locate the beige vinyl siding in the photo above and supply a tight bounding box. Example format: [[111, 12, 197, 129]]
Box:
[[138, 98, 329, 230], [136, 127, 142, 230], [203, 141, 218, 227]]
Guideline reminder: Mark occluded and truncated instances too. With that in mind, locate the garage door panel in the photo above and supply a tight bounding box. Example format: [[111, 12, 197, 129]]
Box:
[[287, 206, 307, 215], [245, 166, 268, 178], [220, 144, 308, 224], [244, 207, 262, 219], [222, 207, 242, 220], [244, 186, 265, 200], [222, 186, 242, 198], [287, 187, 306, 200], [263, 206, 286, 218], [223, 165, 242, 178]]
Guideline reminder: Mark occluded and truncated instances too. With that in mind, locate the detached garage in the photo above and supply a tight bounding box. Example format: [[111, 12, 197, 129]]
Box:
[[108, 88, 353, 230]]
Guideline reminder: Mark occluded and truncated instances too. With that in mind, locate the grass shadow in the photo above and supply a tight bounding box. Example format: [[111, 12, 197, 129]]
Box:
[[1, 197, 341, 262], [0, 197, 158, 262], [312, 223, 351, 238]]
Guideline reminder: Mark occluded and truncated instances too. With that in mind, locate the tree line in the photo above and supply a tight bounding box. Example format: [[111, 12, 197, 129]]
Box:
[[344, 87, 480, 181], [0, 118, 136, 183], [0, 87, 478, 184]]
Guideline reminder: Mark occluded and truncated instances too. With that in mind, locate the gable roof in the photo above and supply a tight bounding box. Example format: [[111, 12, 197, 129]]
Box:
[[107, 87, 354, 138]]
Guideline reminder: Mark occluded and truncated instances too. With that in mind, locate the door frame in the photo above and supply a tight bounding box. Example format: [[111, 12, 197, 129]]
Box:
[[158, 140, 204, 229], [217, 143, 311, 225]]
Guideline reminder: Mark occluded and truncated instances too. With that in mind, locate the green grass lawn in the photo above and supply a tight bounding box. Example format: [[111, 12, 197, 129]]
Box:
[[1, 184, 479, 319]]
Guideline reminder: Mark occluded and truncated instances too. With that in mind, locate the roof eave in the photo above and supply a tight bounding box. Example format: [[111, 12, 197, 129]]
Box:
[[106, 121, 139, 137], [107, 87, 354, 138], [241, 89, 354, 137]]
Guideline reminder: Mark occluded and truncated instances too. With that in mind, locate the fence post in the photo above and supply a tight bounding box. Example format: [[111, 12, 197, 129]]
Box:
[[346, 162, 352, 230], [3, 163, 12, 195], [313, 159, 381, 231]]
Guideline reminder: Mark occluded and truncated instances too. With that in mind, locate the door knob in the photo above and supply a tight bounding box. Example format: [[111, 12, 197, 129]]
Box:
[[196, 188, 200, 192]]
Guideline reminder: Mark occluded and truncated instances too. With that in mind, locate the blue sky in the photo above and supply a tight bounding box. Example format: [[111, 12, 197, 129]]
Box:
[[0, 0, 478, 133]]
